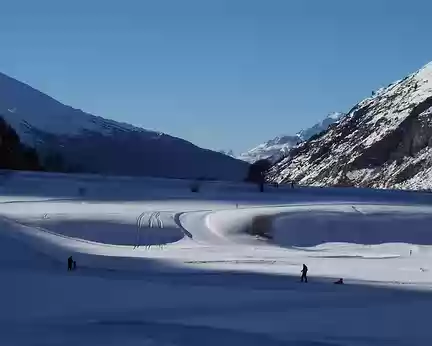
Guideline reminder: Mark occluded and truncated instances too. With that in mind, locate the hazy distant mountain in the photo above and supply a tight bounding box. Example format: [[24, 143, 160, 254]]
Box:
[[219, 149, 235, 157], [238, 112, 344, 163], [297, 112, 345, 141]]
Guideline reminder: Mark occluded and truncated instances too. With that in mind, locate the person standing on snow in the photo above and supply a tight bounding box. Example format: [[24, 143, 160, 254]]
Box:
[[301, 264, 308, 283], [67, 256, 73, 271]]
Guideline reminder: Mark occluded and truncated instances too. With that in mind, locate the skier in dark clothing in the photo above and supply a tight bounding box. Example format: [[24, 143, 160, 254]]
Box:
[[301, 264, 308, 283], [67, 256, 73, 271], [73, 261, 77, 270]]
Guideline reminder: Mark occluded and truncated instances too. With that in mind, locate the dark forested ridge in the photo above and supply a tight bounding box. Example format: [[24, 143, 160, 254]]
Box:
[[0, 116, 41, 171]]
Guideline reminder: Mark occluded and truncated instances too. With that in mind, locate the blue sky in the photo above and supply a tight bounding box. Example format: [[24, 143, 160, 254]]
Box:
[[1, 0, 432, 153]]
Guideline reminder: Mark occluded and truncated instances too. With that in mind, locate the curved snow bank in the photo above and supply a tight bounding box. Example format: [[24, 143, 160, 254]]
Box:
[[204, 206, 294, 244], [204, 204, 432, 248], [272, 204, 432, 247]]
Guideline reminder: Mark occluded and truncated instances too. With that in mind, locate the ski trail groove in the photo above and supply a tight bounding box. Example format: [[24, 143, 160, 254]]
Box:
[[134, 211, 165, 249], [156, 212, 163, 228], [135, 211, 146, 249]]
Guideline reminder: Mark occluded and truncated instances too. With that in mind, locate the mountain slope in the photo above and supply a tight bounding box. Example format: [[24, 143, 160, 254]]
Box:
[[0, 72, 248, 180], [238, 112, 344, 164], [268, 62, 432, 190]]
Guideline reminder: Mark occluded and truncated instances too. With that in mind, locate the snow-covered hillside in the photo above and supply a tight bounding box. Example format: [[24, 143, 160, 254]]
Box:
[[2, 172, 432, 345], [239, 112, 344, 163], [268, 61, 432, 190], [0, 72, 248, 180]]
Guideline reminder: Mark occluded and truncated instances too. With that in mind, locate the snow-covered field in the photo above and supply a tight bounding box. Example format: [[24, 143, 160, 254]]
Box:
[[2, 171, 432, 345]]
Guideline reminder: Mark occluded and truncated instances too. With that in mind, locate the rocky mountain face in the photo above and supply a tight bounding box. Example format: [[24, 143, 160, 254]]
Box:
[[238, 113, 344, 164], [268, 62, 432, 190], [0, 72, 248, 180]]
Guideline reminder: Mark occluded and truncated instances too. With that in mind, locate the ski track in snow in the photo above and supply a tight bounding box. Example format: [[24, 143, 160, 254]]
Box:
[[2, 172, 432, 345]]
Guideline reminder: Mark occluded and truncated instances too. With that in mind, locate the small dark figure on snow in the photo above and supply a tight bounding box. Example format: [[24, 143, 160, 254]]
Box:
[[73, 261, 77, 270], [334, 278, 344, 285], [67, 256, 73, 271], [291, 181, 294, 189], [301, 264, 308, 283]]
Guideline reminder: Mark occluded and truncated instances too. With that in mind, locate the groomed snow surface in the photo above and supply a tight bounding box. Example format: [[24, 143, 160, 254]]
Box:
[[2, 172, 432, 345]]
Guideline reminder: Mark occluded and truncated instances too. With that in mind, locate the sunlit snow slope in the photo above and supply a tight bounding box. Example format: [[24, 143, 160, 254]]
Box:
[[1, 171, 432, 345]]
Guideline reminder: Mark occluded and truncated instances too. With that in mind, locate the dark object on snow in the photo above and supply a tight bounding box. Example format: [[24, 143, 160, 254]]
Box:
[[190, 180, 201, 193], [67, 256, 73, 271], [301, 264, 308, 283], [334, 278, 344, 285], [73, 261, 77, 270], [291, 181, 294, 189], [245, 159, 271, 192]]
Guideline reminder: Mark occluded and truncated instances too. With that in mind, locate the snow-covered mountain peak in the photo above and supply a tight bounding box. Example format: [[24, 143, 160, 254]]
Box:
[[413, 61, 432, 92], [417, 60, 432, 73], [341, 61, 432, 150]]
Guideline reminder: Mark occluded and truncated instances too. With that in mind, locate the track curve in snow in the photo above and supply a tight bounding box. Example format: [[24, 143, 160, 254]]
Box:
[[199, 203, 432, 248]]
